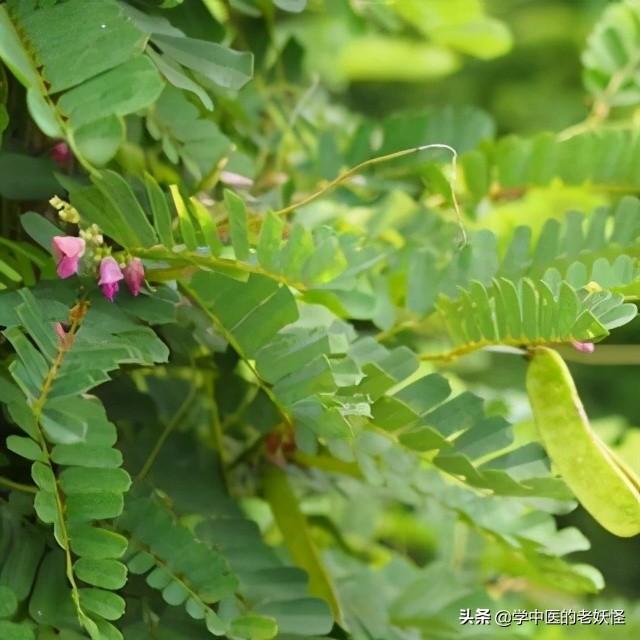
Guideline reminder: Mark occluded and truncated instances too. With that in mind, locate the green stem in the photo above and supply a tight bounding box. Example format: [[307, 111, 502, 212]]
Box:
[[0, 475, 37, 494], [138, 247, 306, 292], [271, 143, 466, 244], [207, 375, 230, 491], [29, 299, 93, 630], [136, 385, 198, 483]]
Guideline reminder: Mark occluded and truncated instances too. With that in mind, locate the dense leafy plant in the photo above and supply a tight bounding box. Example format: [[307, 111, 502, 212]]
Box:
[[1, 0, 640, 639]]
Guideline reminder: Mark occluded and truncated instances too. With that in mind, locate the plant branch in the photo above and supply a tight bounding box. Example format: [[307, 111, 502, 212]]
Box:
[[0, 475, 37, 494], [179, 281, 293, 428], [29, 298, 94, 631]]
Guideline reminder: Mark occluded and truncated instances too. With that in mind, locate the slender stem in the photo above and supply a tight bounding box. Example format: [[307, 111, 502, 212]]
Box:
[[227, 433, 269, 470], [557, 344, 640, 365], [207, 375, 230, 491], [292, 452, 362, 479], [29, 299, 92, 627], [375, 320, 421, 343], [270, 143, 467, 245], [0, 476, 37, 494], [137, 247, 307, 292], [136, 385, 198, 483], [419, 338, 569, 363], [221, 385, 259, 429]]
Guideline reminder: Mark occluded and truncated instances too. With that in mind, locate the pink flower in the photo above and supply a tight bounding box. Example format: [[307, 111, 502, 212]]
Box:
[[50, 141, 72, 167], [54, 322, 66, 342], [571, 340, 595, 354], [98, 257, 124, 302], [220, 171, 253, 188], [123, 258, 144, 296], [52, 236, 85, 279]]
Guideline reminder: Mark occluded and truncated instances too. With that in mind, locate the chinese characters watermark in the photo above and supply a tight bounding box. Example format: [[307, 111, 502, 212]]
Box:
[[459, 608, 626, 627]]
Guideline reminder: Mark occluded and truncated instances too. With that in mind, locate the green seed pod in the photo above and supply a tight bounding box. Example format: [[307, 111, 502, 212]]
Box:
[[527, 347, 640, 537]]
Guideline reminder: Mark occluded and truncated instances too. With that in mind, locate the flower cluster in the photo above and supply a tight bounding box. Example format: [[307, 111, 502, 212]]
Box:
[[49, 194, 145, 302], [52, 234, 144, 302]]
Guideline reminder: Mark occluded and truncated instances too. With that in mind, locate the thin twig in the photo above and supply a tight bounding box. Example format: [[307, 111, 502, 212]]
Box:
[[0, 476, 37, 494], [271, 143, 467, 244], [559, 49, 640, 141], [207, 375, 230, 491], [136, 385, 198, 482]]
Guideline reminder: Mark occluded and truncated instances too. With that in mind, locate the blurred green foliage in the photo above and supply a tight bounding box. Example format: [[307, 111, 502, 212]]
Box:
[[2, 1, 640, 639]]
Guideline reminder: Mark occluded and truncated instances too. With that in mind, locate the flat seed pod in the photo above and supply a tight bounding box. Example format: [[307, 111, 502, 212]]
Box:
[[527, 346, 640, 537]]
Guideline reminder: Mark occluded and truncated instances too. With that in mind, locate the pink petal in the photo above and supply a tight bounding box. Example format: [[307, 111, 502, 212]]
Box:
[[123, 258, 144, 296], [56, 255, 80, 279], [101, 281, 120, 303], [52, 236, 85, 260], [50, 142, 72, 166], [220, 171, 253, 188], [54, 322, 66, 342], [98, 257, 124, 286], [571, 340, 595, 354]]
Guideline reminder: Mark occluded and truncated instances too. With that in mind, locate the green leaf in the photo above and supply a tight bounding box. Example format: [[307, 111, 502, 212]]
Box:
[[146, 86, 230, 181], [301, 233, 347, 285], [190, 197, 223, 256], [66, 492, 125, 521], [0, 621, 35, 640], [152, 34, 253, 91], [34, 490, 58, 526], [0, 6, 40, 87], [6, 435, 43, 462], [79, 588, 126, 621], [274, 0, 307, 11], [92, 170, 158, 248], [31, 461, 55, 492], [26, 88, 61, 138], [73, 558, 128, 590], [74, 116, 124, 167], [583, 0, 640, 107], [119, 493, 237, 634], [263, 466, 342, 625], [391, 0, 512, 59], [0, 104, 9, 144], [255, 598, 333, 637], [144, 173, 175, 249], [224, 189, 250, 261], [170, 185, 198, 250], [147, 47, 213, 111], [59, 467, 131, 495], [69, 525, 128, 560], [229, 614, 278, 640], [339, 37, 459, 82], [20, 213, 60, 254], [61, 177, 141, 249], [0, 153, 58, 200], [58, 55, 164, 129], [0, 586, 18, 618], [435, 277, 636, 353], [257, 213, 284, 273], [15, 0, 146, 94], [51, 445, 122, 469]]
